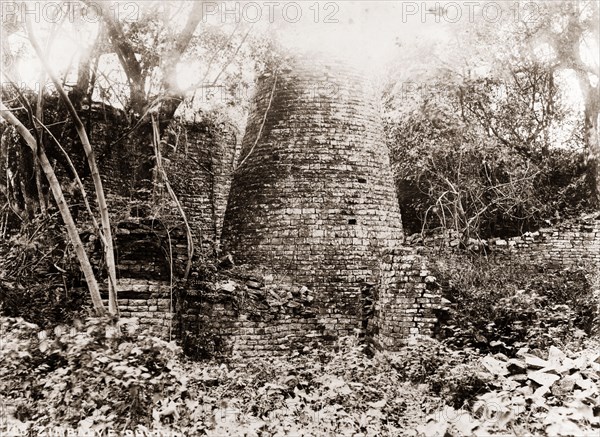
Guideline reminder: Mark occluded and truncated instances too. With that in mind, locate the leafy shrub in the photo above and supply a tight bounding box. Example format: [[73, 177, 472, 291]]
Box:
[[1, 328, 444, 435], [180, 329, 229, 360], [432, 255, 599, 353], [0, 316, 186, 433], [420, 342, 600, 436], [388, 337, 491, 408], [387, 337, 449, 383], [0, 214, 88, 327]]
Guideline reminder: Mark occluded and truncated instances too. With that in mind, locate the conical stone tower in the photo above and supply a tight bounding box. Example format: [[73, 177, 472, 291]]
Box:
[[221, 53, 404, 337]]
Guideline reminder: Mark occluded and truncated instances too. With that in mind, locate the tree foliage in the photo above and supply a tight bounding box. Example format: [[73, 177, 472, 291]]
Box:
[[384, 2, 595, 238]]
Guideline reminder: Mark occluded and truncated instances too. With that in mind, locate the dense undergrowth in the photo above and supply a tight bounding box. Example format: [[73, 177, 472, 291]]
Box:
[[1, 309, 599, 436], [0, 214, 90, 327], [1, 316, 442, 435], [1, 241, 600, 435], [433, 256, 599, 353]]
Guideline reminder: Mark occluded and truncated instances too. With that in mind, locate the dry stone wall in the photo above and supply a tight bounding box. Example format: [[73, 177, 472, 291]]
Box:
[[162, 121, 237, 244], [86, 105, 236, 243], [177, 274, 326, 358], [371, 248, 441, 350], [105, 215, 600, 355], [221, 53, 405, 339], [79, 56, 443, 354], [111, 218, 189, 279], [409, 216, 600, 270], [101, 279, 175, 338], [488, 218, 600, 268]]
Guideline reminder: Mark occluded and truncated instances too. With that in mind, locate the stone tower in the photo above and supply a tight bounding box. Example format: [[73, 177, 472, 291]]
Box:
[[221, 53, 404, 337]]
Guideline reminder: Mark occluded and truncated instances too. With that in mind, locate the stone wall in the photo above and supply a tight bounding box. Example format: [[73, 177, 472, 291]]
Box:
[[221, 53, 405, 339], [408, 216, 600, 270], [107, 215, 600, 355], [105, 257, 443, 356], [111, 218, 189, 279], [177, 274, 326, 358], [370, 248, 441, 350], [86, 105, 236, 243], [487, 218, 600, 268], [87, 103, 135, 204], [162, 121, 237, 244], [101, 279, 175, 338]]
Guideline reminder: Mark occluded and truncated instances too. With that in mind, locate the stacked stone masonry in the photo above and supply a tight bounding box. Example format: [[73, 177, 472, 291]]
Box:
[[101, 279, 175, 339], [162, 121, 237, 243], [11, 57, 600, 355], [2, 69, 437, 354], [410, 216, 600, 269], [178, 276, 326, 357], [112, 219, 189, 279], [221, 53, 405, 339], [371, 248, 441, 350], [106, 216, 600, 355], [86, 105, 236, 243], [81, 55, 441, 354], [490, 218, 600, 268]]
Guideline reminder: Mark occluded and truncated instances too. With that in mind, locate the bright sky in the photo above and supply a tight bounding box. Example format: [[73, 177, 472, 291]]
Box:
[[3, 1, 473, 87], [2, 1, 598, 116]]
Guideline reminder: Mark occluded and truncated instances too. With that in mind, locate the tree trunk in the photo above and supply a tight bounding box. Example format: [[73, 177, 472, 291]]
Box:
[[27, 23, 120, 315], [584, 91, 600, 206], [0, 104, 107, 315]]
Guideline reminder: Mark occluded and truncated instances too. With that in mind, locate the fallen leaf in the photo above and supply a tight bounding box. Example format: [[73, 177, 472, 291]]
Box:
[[528, 371, 560, 387], [526, 356, 552, 370], [416, 418, 448, 437], [482, 356, 509, 376]]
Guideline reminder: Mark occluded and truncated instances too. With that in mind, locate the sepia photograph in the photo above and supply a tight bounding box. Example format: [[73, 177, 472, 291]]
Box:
[[1, 1, 599, 435]]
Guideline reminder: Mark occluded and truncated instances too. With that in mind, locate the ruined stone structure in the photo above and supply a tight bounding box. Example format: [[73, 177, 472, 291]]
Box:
[[412, 215, 600, 269], [85, 106, 236, 243], [106, 215, 600, 354], [2, 56, 440, 352], [221, 54, 406, 338], [161, 120, 237, 244], [9, 55, 600, 356]]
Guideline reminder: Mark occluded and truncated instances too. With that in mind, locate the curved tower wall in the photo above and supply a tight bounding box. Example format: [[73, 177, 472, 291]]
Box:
[[221, 54, 404, 336]]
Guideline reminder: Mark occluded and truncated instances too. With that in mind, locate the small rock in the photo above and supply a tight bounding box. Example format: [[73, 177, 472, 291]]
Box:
[[551, 376, 575, 396], [494, 353, 510, 362], [495, 239, 508, 246], [525, 356, 551, 369], [217, 280, 236, 292], [481, 356, 509, 376], [528, 370, 560, 387], [246, 280, 262, 290], [218, 254, 235, 269], [507, 359, 527, 374], [511, 374, 528, 382]]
